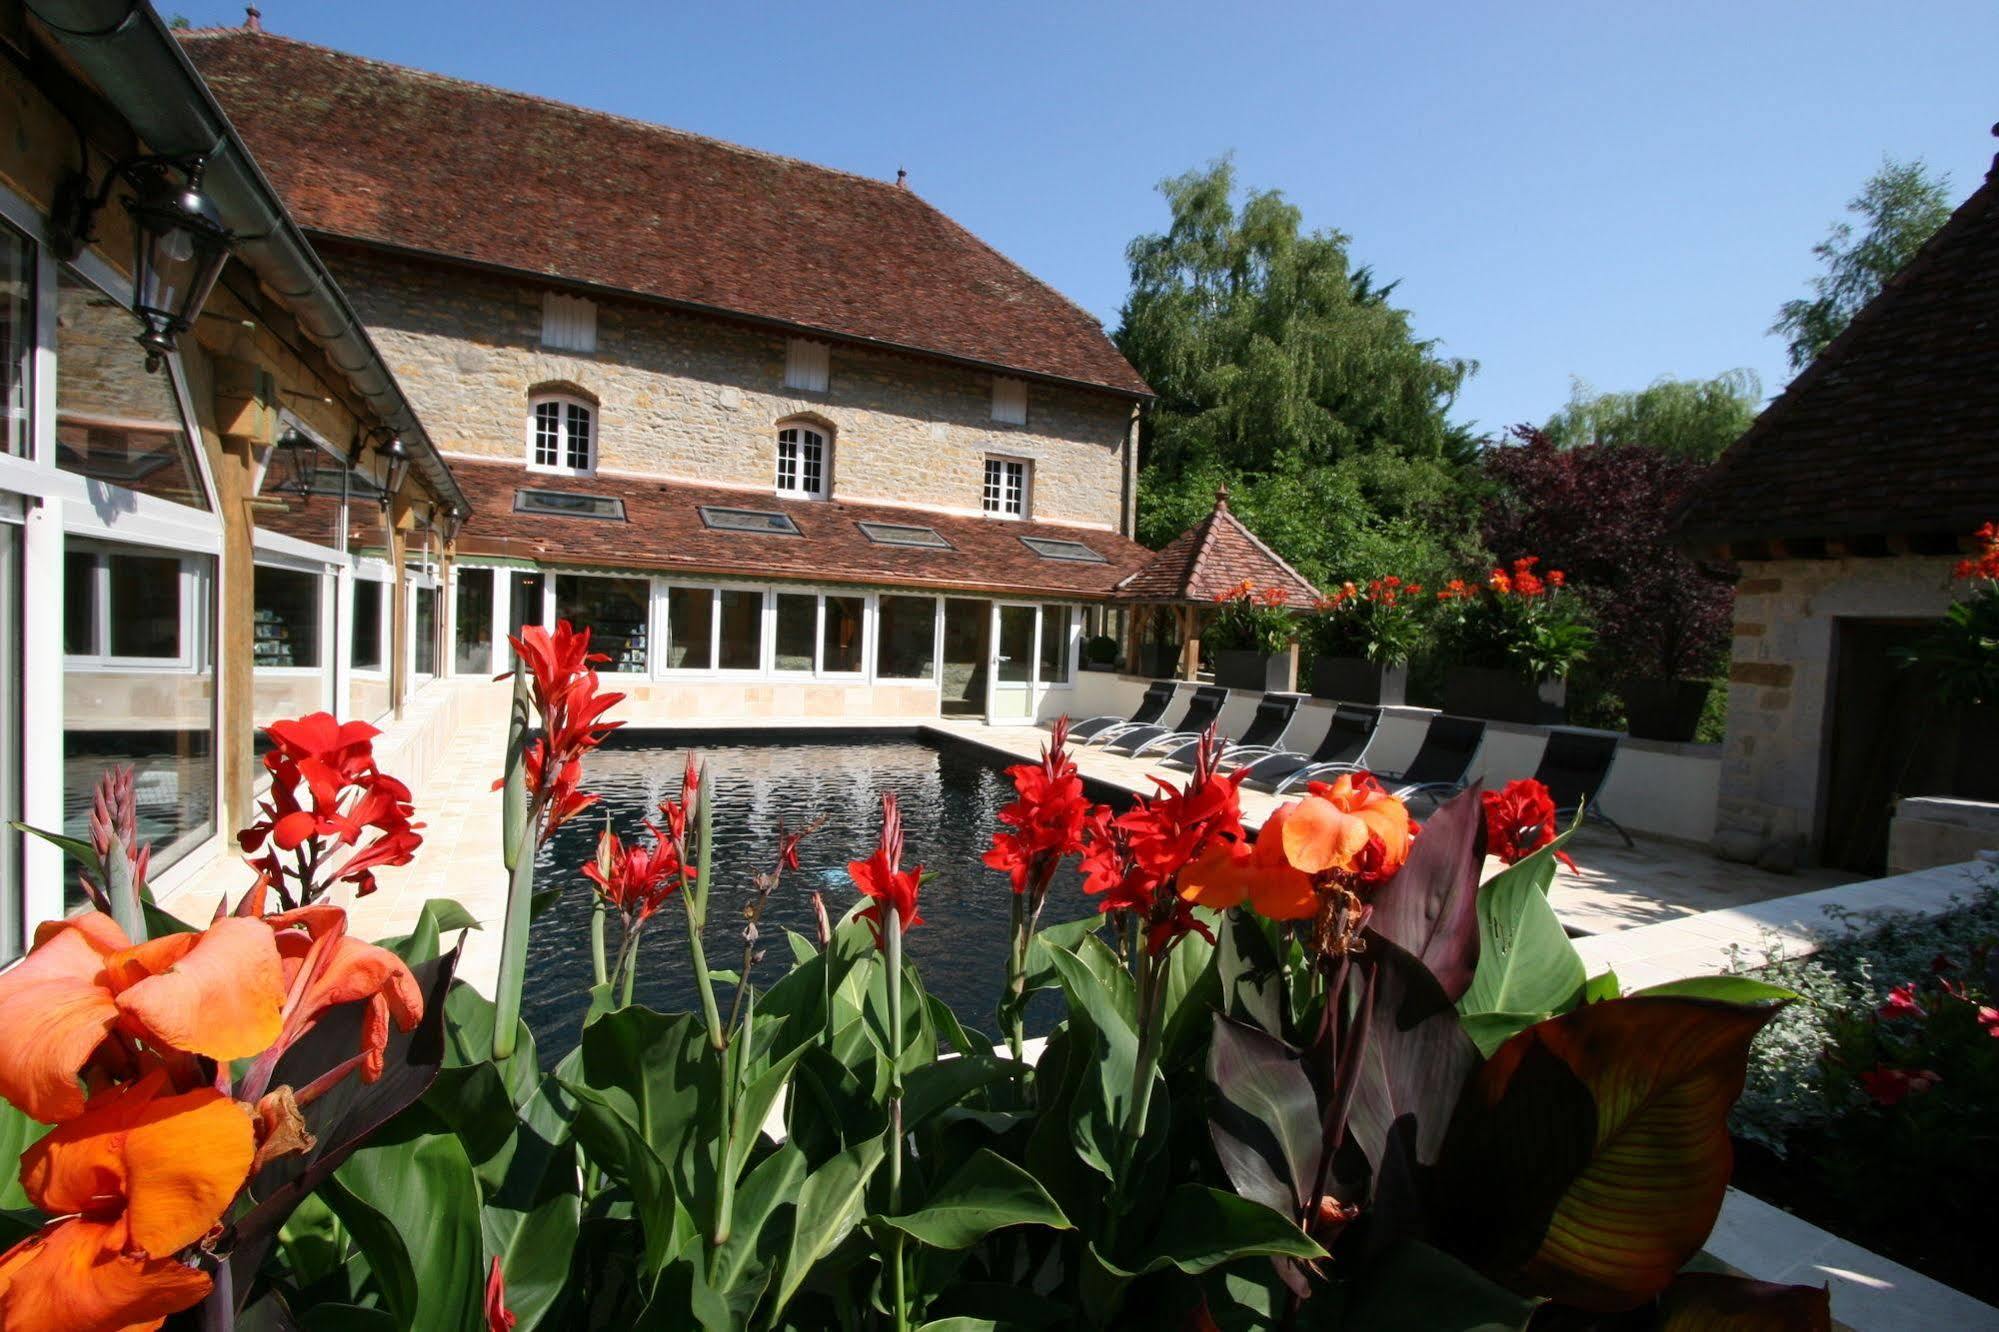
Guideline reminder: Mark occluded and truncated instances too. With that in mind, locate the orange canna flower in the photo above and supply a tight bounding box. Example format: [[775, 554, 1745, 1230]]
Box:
[[1181, 774, 1412, 920], [0, 914, 284, 1123], [0, 1067, 253, 1331], [263, 907, 425, 1085]]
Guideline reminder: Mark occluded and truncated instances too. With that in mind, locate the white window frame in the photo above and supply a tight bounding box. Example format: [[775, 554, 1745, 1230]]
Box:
[[548, 569, 654, 676], [348, 564, 393, 678], [406, 565, 441, 682], [60, 539, 210, 673], [774, 422, 830, 499], [871, 591, 943, 687], [982, 455, 1030, 519], [540, 291, 598, 353], [783, 338, 830, 393], [525, 393, 597, 476], [656, 581, 768, 678], [991, 376, 1027, 425]]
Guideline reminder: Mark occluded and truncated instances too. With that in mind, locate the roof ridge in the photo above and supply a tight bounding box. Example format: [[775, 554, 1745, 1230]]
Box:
[[1212, 503, 1323, 600], [177, 27, 919, 200]]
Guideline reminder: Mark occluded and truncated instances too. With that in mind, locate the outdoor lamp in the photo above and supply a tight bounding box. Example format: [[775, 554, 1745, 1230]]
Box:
[[271, 426, 322, 499], [375, 432, 412, 508], [52, 154, 236, 372]]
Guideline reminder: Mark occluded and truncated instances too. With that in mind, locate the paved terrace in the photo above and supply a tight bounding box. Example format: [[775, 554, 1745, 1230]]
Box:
[[163, 687, 1861, 993]]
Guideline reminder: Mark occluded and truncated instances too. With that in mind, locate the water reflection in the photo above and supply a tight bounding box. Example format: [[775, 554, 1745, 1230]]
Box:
[[520, 734, 1118, 1060]]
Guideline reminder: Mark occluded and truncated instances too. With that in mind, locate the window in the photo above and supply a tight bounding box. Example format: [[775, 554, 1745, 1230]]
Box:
[[541, 292, 597, 353], [528, 395, 595, 474], [1039, 604, 1072, 685], [822, 595, 865, 673], [774, 424, 828, 498], [555, 574, 649, 672], [514, 488, 624, 520], [876, 595, 936, 680], [699, 506, 800, 536], [61, 543, 216, 888], [253, 566, 321, 668], [991, 376, 1027, 425], [783, 338, 829, 392], [983, 457, 1028, 518], [774, 593, 816, 672], [666, 586, 714, 669], [1019, 535, 1107, 563], [352, 579, 386, 671], [56, 266, 208, 509], [455, 567, 495, 675], [0, 519, 19, 959], [2, 219, 30, 458], [412, 584, 438, 676], [717, 589, 762, 670], [859, 521, 951, 549]]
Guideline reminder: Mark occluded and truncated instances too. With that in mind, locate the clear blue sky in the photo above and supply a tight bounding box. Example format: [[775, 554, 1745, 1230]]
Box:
[[184, 1, 1998, 434]]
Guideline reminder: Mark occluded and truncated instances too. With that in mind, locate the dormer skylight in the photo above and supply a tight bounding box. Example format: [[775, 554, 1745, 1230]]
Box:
[[1019, 535, 1106, 563], [699, 505, 801, 536], [858, 521, 952, 550], [513, 487, 624, 520]]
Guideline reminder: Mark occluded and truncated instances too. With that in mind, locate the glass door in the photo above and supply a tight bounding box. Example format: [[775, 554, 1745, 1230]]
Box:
[[940, 598, 990, 717], [989, 602, 1038, 723]]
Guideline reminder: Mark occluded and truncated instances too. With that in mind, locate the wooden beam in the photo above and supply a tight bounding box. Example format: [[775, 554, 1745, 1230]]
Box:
[[204, 354, 276, 839]]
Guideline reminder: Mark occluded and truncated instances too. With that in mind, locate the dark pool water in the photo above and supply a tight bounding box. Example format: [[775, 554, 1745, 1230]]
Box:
[[519, 732, 1124, 1058]]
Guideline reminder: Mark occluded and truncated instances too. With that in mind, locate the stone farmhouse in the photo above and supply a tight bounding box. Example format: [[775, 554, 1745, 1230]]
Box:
[[182, 23, 1157, 727], [1675, 152, 1999, 876]]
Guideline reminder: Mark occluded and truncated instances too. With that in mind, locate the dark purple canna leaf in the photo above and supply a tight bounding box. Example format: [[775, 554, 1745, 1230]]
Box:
[[1655, 1271, 1832, 1331], [1367, 783, 1485, 1002], [1207, 1014, 1322, 1218]]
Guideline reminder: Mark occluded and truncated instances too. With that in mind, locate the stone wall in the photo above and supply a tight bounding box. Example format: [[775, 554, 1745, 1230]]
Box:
[[324, 245, 1136, 530], [1715, 555, 1958, 865]]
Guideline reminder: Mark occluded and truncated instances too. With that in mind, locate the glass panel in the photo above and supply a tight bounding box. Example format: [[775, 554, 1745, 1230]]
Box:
[[109, 553, 182, 659], [823, 595, 864, 673], [941, 598, 989, 716], [565, 403, 591, 470], [533, 401, 560, 467], [700, 506, 800, 535], [253, 565, 320, 668], [717, 589, 762, 670], [997, 605, 1034, 684], [64, 545, 215, 901], [555, 573, 649, 672], [1020, 536, 1106, 563], [859, 522, 951, 549], [508, 570, 545, 653], [774, 593, 816, 672], [64, 550, 95, 654], [876, 595, 936, 680], [413, 585, 437, 676], [55, 267, 208, 509], [0, 522, 19, 959], [1039, 605, 1071, 685], [455, 567, 494, 675], [2, 220, 30, 459], [666, 586, 713, 670], [352, 579, 385, 671], [514, 488, 623, 520]]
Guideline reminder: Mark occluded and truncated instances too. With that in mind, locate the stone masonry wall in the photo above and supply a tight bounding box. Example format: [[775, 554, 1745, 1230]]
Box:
[[325, 246, 1135, 529], [1715, 555, 1957, 865]]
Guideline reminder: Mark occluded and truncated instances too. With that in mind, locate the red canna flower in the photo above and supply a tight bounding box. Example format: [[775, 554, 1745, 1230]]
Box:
[[486, 1256, 517, 1332], [1952, 522, 1999, 581], [849, 791, 924, 949], [983, 718, 1091, 901], [1978, 1005, 1999, 1039], [497, 623, 627, 848], [239, 712, 424, 905], [1481, 779, 1577, 872], [1859, 1064, 1940, 1107], [1877, 982, 1926, 1021], [582, 823, 687, 926]]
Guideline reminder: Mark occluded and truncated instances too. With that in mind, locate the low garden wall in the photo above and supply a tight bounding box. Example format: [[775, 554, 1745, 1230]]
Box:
[[1062, 672, 1719, 843], [1889, 796, 1999, 874]]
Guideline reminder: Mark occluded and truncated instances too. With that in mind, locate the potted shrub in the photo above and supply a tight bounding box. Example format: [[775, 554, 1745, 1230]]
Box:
[[1081, 633, 1120, 672], [1204, 579, 1299, 692], [1306, 575, 1424, 705], [1435, 556, 1593, 723]]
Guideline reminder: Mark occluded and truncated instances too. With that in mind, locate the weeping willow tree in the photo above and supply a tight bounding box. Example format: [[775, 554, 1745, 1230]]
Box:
[[1114, 158, 1484, 590]]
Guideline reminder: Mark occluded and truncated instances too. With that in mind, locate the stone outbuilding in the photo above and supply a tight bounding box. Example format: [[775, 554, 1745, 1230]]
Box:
[[1674, 149, 1999, 874]]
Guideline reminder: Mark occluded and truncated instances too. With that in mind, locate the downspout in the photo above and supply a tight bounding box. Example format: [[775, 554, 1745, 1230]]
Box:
[[24, 0, 468, 519]]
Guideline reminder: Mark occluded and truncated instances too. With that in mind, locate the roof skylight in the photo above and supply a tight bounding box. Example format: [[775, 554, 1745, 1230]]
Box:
[[514, 487, 625, 520], [858, 521, 953, 549], [699, 505, 802, 536], [1018, 535, 1107, 563]]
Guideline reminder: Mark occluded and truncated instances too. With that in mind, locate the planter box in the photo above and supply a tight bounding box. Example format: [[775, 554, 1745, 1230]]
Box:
[[1138, 643, 1183, 678], [1442, 665, 1566, 724], [1623, 677, 1711, 742], [1309, 655, 1408, 706], [1214, 649, 1291, 693]]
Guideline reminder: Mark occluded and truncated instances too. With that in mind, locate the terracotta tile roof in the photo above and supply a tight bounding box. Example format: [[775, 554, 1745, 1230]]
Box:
[[1674, 164, 1999, 547], [1113, 487, 1322, 605], [178, 29, 1149, 398], [443, 458, 1150, 598]]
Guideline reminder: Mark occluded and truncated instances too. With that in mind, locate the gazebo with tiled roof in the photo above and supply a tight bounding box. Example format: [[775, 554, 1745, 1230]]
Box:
[[1114, 486, 1323, 683]]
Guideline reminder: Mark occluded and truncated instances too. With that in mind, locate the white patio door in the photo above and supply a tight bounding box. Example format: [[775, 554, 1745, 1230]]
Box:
[[988, 602, 1038, 723]]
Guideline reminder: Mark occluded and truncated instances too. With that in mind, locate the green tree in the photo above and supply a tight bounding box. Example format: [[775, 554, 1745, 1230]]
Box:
[[1772, 157, 1953, 372], [1540, 369, 1762, 462], [1116, 158, 1481, 583]]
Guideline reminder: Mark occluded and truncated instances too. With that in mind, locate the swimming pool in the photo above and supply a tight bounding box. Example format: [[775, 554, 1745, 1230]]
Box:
[[518, 730, 1121, 1055]]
